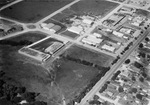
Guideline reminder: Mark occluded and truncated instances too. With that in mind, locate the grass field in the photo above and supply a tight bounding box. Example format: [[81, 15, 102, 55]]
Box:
[[0, 0, 74, 23], [61, 45, 114, 67], [51, 0, 119, 24], [52, 45, 114, 103], [70, 0, 119, 17], [54, 58, 100, 103]]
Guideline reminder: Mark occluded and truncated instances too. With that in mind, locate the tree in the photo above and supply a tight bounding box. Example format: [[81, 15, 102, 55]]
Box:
[[139, 43, 143, 48], [139, 77, 144, 82], [145, 37, 149, 42], [125, 59, 130, 64], [118, 86, 124, 93], [136, 94, 143, 100]]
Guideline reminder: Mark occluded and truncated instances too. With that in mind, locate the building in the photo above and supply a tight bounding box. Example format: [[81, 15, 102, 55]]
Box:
[[41, 23, 55, 30], [82, 18, 93, 25], [92, 33, 102, 38], [44, 42, 64, 54], [82, 37, 97, 46], [86, 35, 103, 44], [49, 25, 61, 33], [19, 47, 51, 62], [113, 31, 124, 37], [101, 44, 115, 52], [68, 26, 83, 34], [119, 27, 133, 35]]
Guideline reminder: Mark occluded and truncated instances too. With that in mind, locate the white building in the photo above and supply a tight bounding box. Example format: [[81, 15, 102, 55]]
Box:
[[82, 38, 97, 46], [119, 27, 132, 34], [92, 33, 102, 38], [68, 26, 83, 34], [101, 44, 115, 52], [87, 35, 103, 44], [82, 18, 93, 25], [113, 31, 124, 37]]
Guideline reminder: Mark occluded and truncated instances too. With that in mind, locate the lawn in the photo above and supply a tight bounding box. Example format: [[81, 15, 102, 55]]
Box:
[[0, 0, 74, 23]]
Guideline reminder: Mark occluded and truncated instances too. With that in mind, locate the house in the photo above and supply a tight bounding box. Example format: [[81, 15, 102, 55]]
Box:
[[68, 26, 83, 34]]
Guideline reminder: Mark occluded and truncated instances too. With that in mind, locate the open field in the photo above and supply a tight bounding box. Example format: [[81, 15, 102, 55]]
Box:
[[0, 0, 74, 23], [70, 0, 119, 17], [61, 45, 114, 67], [54, 58, 100, 103], [51, 45, 114, 103], [51, 0, 119, 24]]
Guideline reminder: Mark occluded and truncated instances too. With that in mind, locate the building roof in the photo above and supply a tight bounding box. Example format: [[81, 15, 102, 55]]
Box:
[[87, 35, 103, 44], [45, 42, 63, 54], [49, 25, 61, 33], [101, 44, 115, 52], [82, 38, 96, 46], [113, 31, 124, 37], [68, 26, 83, 34], [93, 33, 102, 38], [82, 18, 93, 25]]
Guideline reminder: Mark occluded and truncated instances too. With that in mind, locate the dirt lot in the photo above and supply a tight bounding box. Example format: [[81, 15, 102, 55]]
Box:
[[0, 0, 74, 23]]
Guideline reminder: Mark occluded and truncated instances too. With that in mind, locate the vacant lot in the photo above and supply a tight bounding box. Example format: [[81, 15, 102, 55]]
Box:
[[70, 0, 119, 16], [54, 58, 100, 103], [51, 0, 118, 24], [0, 0, 74, 23], [52, 45, 114, 103], [61, 45, 114, 67]]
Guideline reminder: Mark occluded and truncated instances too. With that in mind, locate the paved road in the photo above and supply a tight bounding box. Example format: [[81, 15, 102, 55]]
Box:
[[0, 0, 23, 11], [79, 29, 150, 105]]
